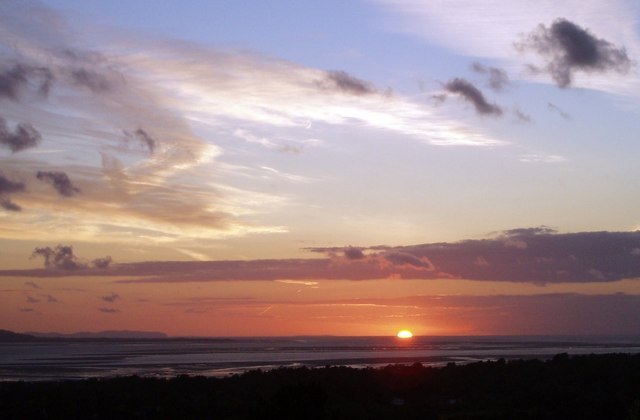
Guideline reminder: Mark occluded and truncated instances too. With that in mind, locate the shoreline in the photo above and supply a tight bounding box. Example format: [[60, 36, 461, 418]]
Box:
[[2, 353, 640, 418]]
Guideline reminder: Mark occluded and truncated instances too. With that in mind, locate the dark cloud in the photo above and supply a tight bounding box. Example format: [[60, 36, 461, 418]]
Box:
[[100, 292, 120, 303], [0, 171, 25, 194], [443, 78, 503, 116], [0, 65, 29, 100], [471, 62, 510, 91], [0, 117, 42, 152], [7, 229, 640, 284], [0, 64, 53, 101], [98, 307, 120, 314], [344, 247, 365, 260], [323, 70, 376, 95], [0, 172, 25, 212], [184, 308, 208, 314], [518, 19, 631, 87], [502, 226, 556, 237], [36, 171, 80, 196], [133, 128, 155, 153], [513, 108, 532, 123], [389, 229, 640, 283], [31, 244, 85, 270], [0, 197, 21, 211], [92, 256, 113, 269], [62, 49, 125, 92], [383, 252, 434, 270], [69, 68, 113, 92], [19, 308, 37, 313], [547, 102, 571, 120], [124, 128, 156, 153]]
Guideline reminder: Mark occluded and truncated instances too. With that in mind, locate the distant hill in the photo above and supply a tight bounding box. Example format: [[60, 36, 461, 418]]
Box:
[[25, 330, 168, 339], [0, 329, 38, 342]]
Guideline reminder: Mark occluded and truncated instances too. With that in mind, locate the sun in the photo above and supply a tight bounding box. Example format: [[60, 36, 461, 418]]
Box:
[[396, 329, 413, 339]]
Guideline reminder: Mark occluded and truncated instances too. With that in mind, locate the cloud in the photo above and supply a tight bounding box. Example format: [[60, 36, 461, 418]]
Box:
[[100, 292, 120, 303], [321, 70, 377, 95], [502, 226, 556, 236], [19, 308, 37, 313], [124, 128, 156, 153], [0, 117, 42, 153], [383, 252, 434, 270], [233, 129, 303, 155], [344, 247, 366, 260], [275, 280, 319, 287], [35, 171, 80, 197], [0, 172, 25, 211], [8, 228, 640, 284], [373, 0, 640, 96], [513, 108, 532, 123], [92, 256, 113, 269], [443, 78, 503, 116], [0, 197, 21, 211], [471, 62, 510, 91], [547, 102, 571, 120], [321, 293, 640, 335], [68, 67, 115, 93], [518, 18, 632, 88], [31, 244, 85, 270], [0, 0, 512, 245], [0, 173, 26, 194], [98, 307, 120, 314], [0, 64, 53, 101]]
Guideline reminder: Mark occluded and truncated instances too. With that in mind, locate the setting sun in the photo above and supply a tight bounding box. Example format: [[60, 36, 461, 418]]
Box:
[[397, 330, 413, 339]]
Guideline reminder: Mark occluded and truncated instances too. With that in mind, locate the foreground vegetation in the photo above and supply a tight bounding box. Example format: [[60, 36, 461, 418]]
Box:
[[1, 353, 640, 419]]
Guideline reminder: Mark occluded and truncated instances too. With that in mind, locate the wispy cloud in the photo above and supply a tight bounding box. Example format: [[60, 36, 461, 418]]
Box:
[[0, 0, 506, 245], [471, 62, 510, 92], [307, 293, 640, 335], [513, 108, 532, 123], [519, 153, 566, 163], [547, 102, 571, 120]]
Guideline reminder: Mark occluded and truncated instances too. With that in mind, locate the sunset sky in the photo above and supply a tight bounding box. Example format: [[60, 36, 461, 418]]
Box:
[[1, 0, 640, 336]]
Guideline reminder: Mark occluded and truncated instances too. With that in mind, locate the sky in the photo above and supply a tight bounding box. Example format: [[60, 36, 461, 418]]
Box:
[[1, 0, 640, 336]]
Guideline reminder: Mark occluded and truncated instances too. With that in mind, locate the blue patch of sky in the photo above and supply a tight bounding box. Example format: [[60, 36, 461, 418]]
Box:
[[40, 0, 472, 94]]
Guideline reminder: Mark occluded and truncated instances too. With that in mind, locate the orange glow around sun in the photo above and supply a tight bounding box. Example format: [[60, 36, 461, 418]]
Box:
[[397, 329, 413, 339]]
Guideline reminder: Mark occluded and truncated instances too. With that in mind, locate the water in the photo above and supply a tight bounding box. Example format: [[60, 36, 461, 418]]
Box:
[[1, 335, 640, 381]]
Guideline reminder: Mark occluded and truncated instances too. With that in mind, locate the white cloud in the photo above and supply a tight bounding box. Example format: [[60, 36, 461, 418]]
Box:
[[519, 154, 566, 163], [0, 0, 507, 244]]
